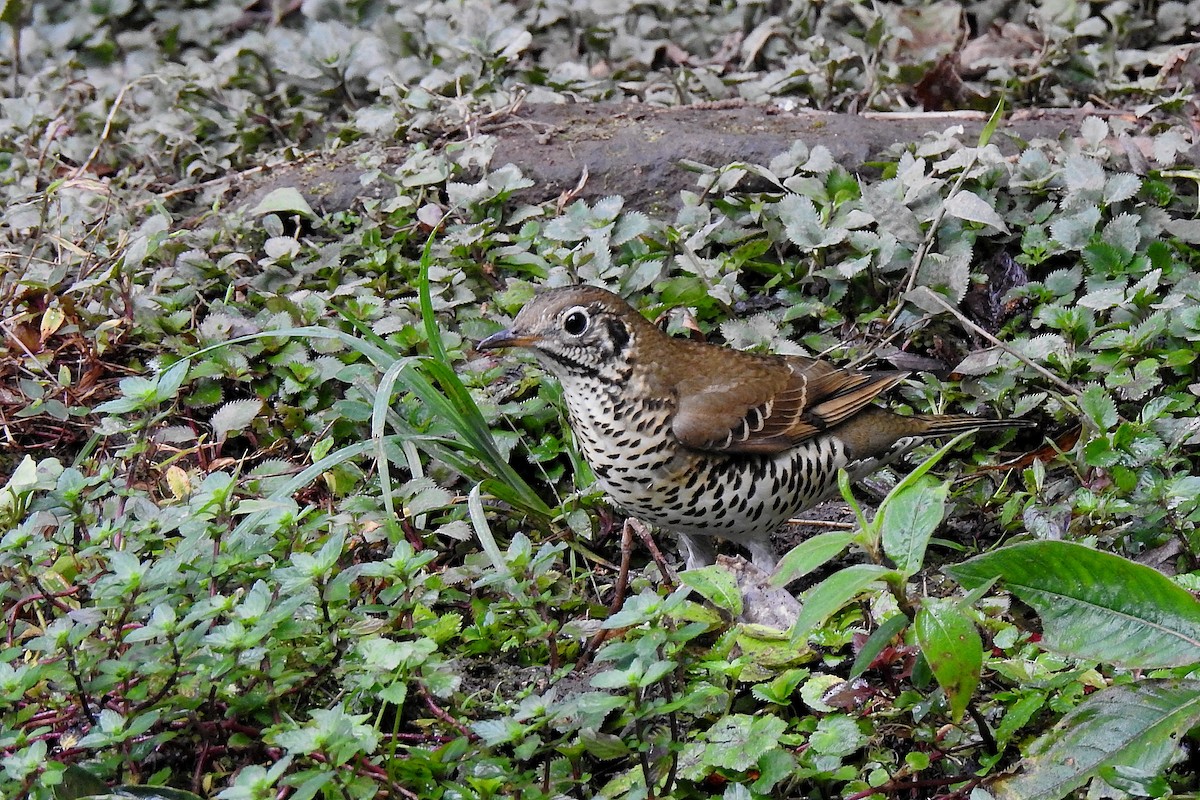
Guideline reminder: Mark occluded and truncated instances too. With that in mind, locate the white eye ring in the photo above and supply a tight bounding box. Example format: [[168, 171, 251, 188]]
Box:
[[562, 306, 590, 336]]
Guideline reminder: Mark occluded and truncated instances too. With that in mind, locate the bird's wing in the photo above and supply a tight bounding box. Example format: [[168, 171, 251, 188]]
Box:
[[672, 355, 909, 455]]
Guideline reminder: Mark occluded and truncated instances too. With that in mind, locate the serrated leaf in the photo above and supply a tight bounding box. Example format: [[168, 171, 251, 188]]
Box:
[[701, 714, 787, 771], [943, 190, 1008, 232], [210, 399, 264, 442], [1081, 240, 1130, 275], [1049, 205, 1101, 249], [1063, 155, 1106, 194], [1077, 285, 1124, 311], [1079, 384, 1118, 430], [611, 210, 650, 245], [1079, 115, 1108, 147], [778, 194, 846, 249], [946, 541, 1200, 668], [860, 181, 923, 244], [1103, 173, 1141, 205], [1043, 266, 1082, 295], [1015, 333, 1066, 361], [995, 680, 1200, 800], [914, 599, 981, 723], [915, 250, 970, 304]]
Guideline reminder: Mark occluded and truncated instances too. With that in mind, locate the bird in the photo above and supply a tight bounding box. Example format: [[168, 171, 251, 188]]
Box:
[[478, 285, 1033, 570]]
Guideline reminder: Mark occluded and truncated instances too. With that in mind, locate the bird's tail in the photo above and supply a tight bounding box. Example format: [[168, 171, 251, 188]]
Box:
[[914, 414, 1038, 438]]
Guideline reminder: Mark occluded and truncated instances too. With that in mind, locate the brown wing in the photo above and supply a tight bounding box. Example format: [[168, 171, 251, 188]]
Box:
[[672, 353, 909, 455]]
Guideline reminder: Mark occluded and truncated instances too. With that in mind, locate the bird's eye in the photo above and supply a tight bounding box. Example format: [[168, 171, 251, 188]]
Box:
[[562, 307, 590, 336]]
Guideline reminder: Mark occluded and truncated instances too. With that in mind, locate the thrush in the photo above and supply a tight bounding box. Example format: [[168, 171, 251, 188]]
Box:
[[478, 285, 1032, 570]]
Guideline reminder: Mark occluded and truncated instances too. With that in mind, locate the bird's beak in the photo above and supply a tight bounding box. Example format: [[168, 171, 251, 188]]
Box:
[[478, 328, 537, 350]]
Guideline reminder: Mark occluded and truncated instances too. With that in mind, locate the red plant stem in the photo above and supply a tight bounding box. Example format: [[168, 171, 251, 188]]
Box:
[[7, 586, 81, 644], [418, 684, 475, 740]]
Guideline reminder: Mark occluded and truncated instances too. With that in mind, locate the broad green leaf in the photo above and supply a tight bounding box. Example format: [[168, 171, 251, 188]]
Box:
[[0, 0, 25, 26], [54, 765, 109, 800], [994, 680, 1200, 800], [107, 787, 206, 800], [914, 599, 981, 723], [880, 475, 948, 577], [680, 565, 743, 616], [154, 358, 190, 401], [947, 541, 1200, 668], [770, 531, 854, 588], [790, 564, 895, 645]]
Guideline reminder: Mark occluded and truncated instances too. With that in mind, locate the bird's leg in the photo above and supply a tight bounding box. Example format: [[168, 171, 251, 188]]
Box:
[[679, 532, 717, 570], [743, 537, 777, 571]]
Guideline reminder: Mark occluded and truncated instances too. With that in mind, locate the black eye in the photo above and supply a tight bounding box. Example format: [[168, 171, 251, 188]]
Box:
[[562, 308, 590, 336]]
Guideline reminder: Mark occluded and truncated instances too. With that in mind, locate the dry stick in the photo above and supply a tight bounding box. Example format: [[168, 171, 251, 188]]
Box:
[[786, 518, 855, 529], [882, 152, 978, 332], [73, 75, 164, 181], [575, 519, 636, 669], [628, 517, 678, 590]]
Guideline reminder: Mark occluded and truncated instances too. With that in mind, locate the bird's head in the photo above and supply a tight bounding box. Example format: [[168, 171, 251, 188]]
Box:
[[478, 285, 645, 379]]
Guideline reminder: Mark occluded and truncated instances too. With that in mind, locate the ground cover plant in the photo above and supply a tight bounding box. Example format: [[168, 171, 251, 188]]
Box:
[[2, 0, 1199, 798]]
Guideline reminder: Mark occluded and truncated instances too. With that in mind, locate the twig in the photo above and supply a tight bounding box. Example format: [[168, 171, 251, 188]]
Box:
[[844, 773, 982, 800], [911, 287, 1083, 399], [628, 518, 677, 589], [967, 701, 998, 755], [73, 76, 164, 181], [786, 518, 855, 529], [575, 518, 636, 669]]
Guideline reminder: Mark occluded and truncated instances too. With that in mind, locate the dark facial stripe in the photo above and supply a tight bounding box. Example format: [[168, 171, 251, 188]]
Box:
[[604, 317, 630, 353]]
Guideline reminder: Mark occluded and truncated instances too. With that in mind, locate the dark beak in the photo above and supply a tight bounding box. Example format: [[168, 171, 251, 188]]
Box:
[[478, 328, 536, 351]]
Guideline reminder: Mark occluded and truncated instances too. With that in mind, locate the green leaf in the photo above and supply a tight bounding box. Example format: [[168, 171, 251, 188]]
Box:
[[680, 565, 743, 616], [943, 190, 1009, 233], [978, 98, 1004, 147], [1, 0, 25, 27], [994, 680, 1200, 800], [54, 765, 109, 800], [770, 531, 854, 588], [914, 599, 981, 723], [880, 475, 948, 577], [700, 714, 787, 772], [946, 541, 1200, 668], [250, 187, 315, 218], [790, 564, 895, 645], [154, 358, 190, 402], [1079, 384, 1119, 430]]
